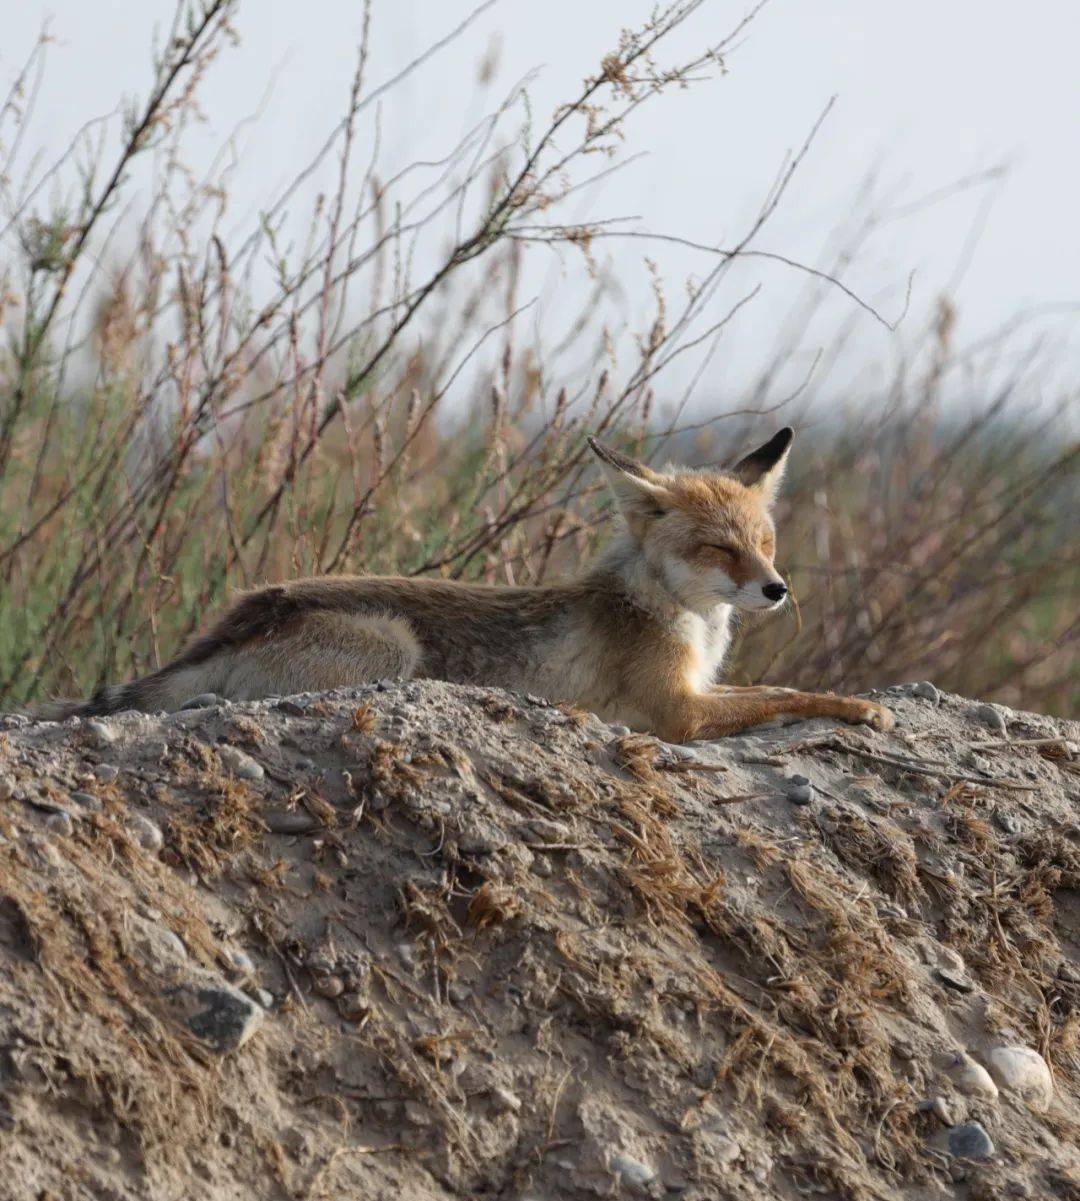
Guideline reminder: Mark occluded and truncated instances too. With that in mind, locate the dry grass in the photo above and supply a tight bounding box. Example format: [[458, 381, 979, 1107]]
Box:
[[0, 1, 1075, 718]]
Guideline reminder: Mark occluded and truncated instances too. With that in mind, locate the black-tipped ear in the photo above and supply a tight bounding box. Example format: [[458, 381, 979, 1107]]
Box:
[[588, 435, 671, 523], [732, 427, 794, 501]]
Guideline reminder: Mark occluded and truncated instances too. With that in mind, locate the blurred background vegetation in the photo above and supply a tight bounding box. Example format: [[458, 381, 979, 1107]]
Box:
[[0, 1, 1076, 715]]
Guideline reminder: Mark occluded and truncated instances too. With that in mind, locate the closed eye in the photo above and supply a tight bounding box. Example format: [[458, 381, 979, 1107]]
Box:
[[705, 544, 738, 556]]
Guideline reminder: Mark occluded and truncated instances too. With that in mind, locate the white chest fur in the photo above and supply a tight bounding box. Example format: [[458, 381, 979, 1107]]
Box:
[[678, 604, 734, 692]]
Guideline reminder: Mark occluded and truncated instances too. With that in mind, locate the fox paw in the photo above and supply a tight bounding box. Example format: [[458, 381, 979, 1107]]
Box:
[[840, 698, 895, 732]]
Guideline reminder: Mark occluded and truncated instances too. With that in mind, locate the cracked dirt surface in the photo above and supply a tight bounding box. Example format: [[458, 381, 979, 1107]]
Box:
[[0, 681, 1078, 1200]]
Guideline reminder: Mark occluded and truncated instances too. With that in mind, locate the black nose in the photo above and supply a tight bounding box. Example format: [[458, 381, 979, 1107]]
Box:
[[762, 581, 788, 602]]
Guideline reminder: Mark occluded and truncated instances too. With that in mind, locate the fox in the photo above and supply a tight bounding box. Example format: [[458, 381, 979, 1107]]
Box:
[[46, 428, 892, 741]]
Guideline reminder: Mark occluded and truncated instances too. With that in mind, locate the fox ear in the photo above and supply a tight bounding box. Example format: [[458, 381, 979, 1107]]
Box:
[[732, 427, 794, 502], [588, 436, 672, 521]]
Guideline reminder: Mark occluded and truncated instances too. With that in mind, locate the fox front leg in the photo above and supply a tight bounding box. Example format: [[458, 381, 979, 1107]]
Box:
[[660, 689, 894, 741]]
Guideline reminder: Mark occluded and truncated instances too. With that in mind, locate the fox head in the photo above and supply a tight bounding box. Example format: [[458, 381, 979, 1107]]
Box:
[[589, 428, 793, 614]]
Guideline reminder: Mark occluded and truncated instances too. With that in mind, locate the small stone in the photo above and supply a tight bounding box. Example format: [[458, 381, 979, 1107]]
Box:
[[126, 814, 164, 852], [375, 679, 395, 692], [70, 790, 103, 812], [86, 719, 117, 746], [491, 1086, 521, 1114], [785, 774, 814, 805], [226, 948, 255, 978], [252, 988, 275, 1010], [987, 1045, 1053, 1110], [448, 982, 472, 1004], [45, 812, 74, 837], [699, 1133, 741, 1167], [338, 991, 370, 1021], [894, 1041, 916, 1061], [1059, 961, 1080, 984], [264, 810, 316, 834], [179, 693, 219, 711], [312, 973, 345, 998], [973, 703, 1007, 734], [182, 985, 264, 1052], [93, 764, 120, 784], [931, 1096, 955, 1126], [948, 1121, 994, 1160], [610, 1153, 656, 1192], [218, 746, 264, 781], [275, 698, 308, 716], [912, 681, 940, 704], [935, 968, 975, 994], [996, 811, 1020, 836], [608, 725, 631, 737], [0, 775, 14, 801], [937, 946, 967, 973], [949, 1055, 999, 1101]]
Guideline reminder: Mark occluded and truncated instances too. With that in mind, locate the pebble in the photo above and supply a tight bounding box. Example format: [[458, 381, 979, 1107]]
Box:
[[610, 1153, 657, 1192], [45, 811, 75, 837], [949, 1055, 999, 1101], [264, 810, 316, 834], [184, 985, 265, 1052], [0, 775, 14, 801], [937, 946, 967, 974], [70, 790, 103, 812], [252, 988, 275, 1010], [918, 1095, 955, 1127], [935, 968, 975, 994], [491, 1086, 522, 1114], [987, 1045, 1053, 1110], [217, 746, 264, 781], [226, 948, 255, 978], [85, 719, 117, 746], [662, 744, 699, 762], [785, 774, 813, 805], [93, 764, 120, 784], [700, 1133, 741, 1167], [608, 725, 631, 737], [337, 992, 370, 1021], [912, 681, 940, 704], [1059, 961, 1080, 984], [126, 814, 164, 852], [375, 679, 395, 692], [312, 973, 345, 998], [996, 811, 1020, 836], [179, 693, 219, 711], [948, 1121, 995, 1160], [973, 703, 1007, 734], [275, 699, 308, 716]]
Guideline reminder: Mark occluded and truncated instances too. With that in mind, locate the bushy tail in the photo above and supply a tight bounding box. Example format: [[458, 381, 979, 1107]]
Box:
[[33, 670, 194, 720]]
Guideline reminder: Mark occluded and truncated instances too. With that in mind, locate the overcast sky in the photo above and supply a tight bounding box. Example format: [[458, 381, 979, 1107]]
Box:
[[6, 1, 1080, 411]]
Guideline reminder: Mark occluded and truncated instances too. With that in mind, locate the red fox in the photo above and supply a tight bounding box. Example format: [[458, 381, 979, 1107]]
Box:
[[48, 429, 892, 740]]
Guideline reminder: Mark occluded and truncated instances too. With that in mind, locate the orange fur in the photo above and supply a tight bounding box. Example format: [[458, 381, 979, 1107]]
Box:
[[49, 429, 893, 740]]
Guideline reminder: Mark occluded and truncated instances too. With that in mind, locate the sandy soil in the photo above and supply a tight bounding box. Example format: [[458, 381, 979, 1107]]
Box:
[[0, 680, 1077, 1200]]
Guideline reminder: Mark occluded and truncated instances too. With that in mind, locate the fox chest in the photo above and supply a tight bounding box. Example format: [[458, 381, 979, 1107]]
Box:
[[680, 606, 733, 691]]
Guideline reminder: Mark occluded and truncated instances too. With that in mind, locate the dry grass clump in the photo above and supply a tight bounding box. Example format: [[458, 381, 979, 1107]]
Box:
[[0, 2, 1074, 718], [0, 822, 227, 1161]]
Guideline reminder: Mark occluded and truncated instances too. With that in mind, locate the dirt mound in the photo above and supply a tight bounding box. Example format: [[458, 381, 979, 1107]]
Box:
[[0, 681, 1078, 1200]]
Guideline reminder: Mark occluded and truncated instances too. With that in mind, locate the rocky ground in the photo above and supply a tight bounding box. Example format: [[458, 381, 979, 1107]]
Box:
[[0, 680, 1078, 1201]]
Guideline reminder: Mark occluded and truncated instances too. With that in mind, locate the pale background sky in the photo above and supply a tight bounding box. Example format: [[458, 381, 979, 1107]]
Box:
[[6, 1, 1080, 412]]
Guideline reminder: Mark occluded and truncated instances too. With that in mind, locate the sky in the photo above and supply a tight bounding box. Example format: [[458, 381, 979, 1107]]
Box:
[[5, 0, 1080, 413]]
